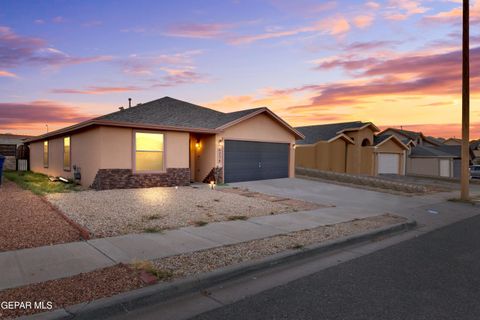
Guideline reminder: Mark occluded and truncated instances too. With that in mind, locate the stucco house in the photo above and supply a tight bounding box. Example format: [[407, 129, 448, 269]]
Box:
[[0, 134, 32, 170], [471, 140, 480, 164], [406, 145, 469, 178], [378, 128, 442, 148], [295, 121, 408, 176], [26, 97, 303, 189]]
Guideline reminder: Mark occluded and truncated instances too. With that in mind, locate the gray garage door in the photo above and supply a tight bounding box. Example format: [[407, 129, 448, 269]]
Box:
[[224, 140, 289, 183]]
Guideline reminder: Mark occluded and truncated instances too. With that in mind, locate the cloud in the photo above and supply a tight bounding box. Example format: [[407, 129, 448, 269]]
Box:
[[152, 68, 207, 87], [384, 0, 429, 20], [422, 1, 480, 25], [164, 23, 231, 39], [0, 26, 112, 69], [0, 101, 96, 130], [353, 15, 375, 28], [229, 16, 350, 45], [52, 16, 66, 23], [0, 70, 17, 77], [51, 86, 142, 95], [345, 40, 397, 51], [120, 50, 202, 76]]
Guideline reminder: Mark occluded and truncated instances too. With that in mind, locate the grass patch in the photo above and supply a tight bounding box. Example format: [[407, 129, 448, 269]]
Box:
[[143, 214, 162, 220], [193, 220, 208, 227], [143, 227, 163, 233], [227, 215, 248, 221], [3, 171, 81, 195], [131, 260, 173, 281]]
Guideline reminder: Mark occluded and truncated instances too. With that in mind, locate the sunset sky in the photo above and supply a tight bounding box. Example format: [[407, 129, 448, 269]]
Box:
[[1, 0, 479, 138]]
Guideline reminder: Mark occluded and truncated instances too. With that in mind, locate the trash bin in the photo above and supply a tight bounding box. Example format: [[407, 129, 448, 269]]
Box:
[[0, 155, 5, 185]]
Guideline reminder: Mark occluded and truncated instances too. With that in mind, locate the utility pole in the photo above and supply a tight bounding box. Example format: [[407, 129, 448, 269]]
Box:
[[461, 0, 470, 200]]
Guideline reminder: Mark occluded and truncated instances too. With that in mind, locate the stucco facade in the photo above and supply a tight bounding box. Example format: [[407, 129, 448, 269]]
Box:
[[29, 111, 298, 189], [295, 125, 406, 176]]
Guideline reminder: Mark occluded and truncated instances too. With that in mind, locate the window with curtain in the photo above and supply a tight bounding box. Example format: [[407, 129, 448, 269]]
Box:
[[43, 141, 48, 168], [135, 132, 164, 172], [63, 137, 71, 171]]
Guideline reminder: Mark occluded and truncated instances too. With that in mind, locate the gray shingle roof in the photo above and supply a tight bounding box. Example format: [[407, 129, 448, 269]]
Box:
[[409, 145, 457, 158], [374, 134, 392, 145], [96, 97, 264, 129], [295, 121, 369, 144]]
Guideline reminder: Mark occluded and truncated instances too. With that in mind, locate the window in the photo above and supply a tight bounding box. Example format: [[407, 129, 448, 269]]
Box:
[[361, 138, 371, 146], [135, 132, 164, 172], [43, 141, 48, 168], [63, 137, 71, 171]]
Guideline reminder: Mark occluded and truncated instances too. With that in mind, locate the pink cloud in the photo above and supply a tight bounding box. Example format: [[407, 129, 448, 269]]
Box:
[[0, 70, 17, 77], [51, 86, 142, 95], [353, 15, 374, 28], [165, 23, 231, 39], [0, 101, 96, 130], [0, 26, 112, 69]]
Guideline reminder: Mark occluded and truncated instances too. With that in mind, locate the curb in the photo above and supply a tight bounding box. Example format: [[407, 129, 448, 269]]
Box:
[[21, 219, 417, 320]]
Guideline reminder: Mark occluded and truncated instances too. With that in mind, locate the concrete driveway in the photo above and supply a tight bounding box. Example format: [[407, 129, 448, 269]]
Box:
[[231, 178, 480, 232]]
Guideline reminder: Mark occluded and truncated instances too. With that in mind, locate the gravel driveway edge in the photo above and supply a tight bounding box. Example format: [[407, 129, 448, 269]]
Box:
[[26, 219, 417, 320]]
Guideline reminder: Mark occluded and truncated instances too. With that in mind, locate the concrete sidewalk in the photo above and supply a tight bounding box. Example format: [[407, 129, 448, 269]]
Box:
[[0, 207, 378, 291]]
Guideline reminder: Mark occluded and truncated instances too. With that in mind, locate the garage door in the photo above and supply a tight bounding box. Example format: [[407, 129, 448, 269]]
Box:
[[377, 153, 400, 175], [224, 140, 289, 183], [440, 159, 450, 177]]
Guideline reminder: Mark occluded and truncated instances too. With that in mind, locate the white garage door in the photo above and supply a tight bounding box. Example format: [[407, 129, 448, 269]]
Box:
[[378, 153, 400, 174], [439, 159, 450, 177]]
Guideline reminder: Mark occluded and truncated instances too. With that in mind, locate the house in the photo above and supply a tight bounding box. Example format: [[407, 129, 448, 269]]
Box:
[[378, 128, 442, 148], [443, 138, 462, 146], [407, 144, 475, 178], [26, 97, 303, 189], [295, 121, 408, 176], [471, 140, 480, 164], [0, 134, 32, 170]]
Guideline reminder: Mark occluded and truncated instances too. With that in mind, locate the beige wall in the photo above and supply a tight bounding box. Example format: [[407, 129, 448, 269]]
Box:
[[218, 113, 297, 178], [407, 157, 453, 177], [295, 139, 347, 173], [30, 126, 190, 187], [190, 134, 216, 182], [345, 127, 375, 174]]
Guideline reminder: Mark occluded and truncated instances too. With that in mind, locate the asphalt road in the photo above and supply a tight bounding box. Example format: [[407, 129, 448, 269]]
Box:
[[192, 213, 480, 320]]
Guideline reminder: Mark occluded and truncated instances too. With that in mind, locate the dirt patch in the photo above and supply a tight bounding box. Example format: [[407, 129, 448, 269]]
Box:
[[0, 181, 81, 251], [153, 214, 406, 278], [46, 186, 297, 238], [0, 264, 145, 319]]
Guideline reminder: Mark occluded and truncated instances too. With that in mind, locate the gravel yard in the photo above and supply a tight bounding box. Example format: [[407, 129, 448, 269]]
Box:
[[153, 214, 406, 278], [0, 264, 144, 319], [0, 181, 81, 251], [46, 186, 310, 238]]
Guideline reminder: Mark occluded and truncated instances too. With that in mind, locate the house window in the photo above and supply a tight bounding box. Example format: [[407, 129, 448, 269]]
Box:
[[135, 132, 164, 172], [361, 138, 371, 146], [43, 141, 49, 168], [63, 137, 71, 171]]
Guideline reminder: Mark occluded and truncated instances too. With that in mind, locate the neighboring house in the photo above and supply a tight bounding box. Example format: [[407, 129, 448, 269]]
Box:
[[443, 138, 462, 146], [471, 140, 480, 164], [26, 97, 303, 189], [407, 144, 475, 178], [0, 134, 32, 170], [295, 121, 408, 176], [378, 128, 442, 148]]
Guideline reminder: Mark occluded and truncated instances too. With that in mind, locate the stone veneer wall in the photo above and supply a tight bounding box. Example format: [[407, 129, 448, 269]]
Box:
[[91, 168, 190, 190]]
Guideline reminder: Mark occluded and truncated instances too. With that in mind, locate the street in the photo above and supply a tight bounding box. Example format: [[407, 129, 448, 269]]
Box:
[[193, 213, 480, 320]]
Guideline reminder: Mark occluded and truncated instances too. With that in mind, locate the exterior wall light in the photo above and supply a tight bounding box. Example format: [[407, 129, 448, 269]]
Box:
[[209, 180, 216, 189]]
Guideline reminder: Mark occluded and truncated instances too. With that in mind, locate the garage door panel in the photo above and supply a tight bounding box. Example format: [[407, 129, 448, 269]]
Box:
[[224, 140, 289, 183], [378, 153, 400, 175]]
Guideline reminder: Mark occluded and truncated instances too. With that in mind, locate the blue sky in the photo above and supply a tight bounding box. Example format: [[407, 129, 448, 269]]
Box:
[[1, 0, 479, 138]]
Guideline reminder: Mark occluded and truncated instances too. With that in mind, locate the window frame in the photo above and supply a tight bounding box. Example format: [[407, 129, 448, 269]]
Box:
[[63, 136, 71, 172], [132, 130, 166, 174], [43, 140, 49, 168]]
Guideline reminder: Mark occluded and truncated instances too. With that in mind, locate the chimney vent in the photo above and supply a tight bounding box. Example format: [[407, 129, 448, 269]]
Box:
[[119, 106, 124, 111], [128, 98, 132, 108]]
